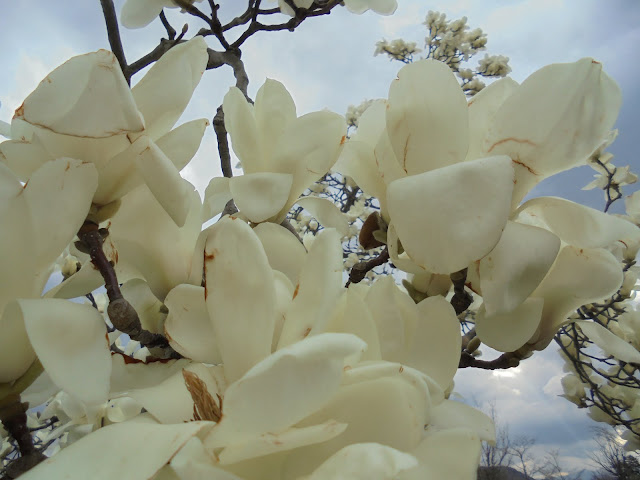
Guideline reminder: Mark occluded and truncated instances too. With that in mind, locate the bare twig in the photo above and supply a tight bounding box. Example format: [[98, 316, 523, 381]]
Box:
[[345, 247, 389, 287], [99, 0, 129, 83]]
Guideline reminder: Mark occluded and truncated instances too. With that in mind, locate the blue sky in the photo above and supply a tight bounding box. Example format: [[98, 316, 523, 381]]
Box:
[[2, 0, 639, 476]]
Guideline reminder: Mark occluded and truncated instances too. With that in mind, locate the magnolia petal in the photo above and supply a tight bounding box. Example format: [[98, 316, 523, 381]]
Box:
[[283, 368, 429, 478], [466, 77, 518, 162], [272, 111, 346, 212], [408, 296, 461, 390], [387, 223, 426, 275], [272, 271, 295, 350], [223, 87, 263, 173], [168, 437, 243, 480], [476, 298, 544, 352], [129, 363, 225, 424], [255, 79, 297, 166], [206, 333, 366, 446], [132, 37, 208, 140], [0, 302, 35, 383], [110, 354, 190, 395], [121, 0, 169, 29], [479, 221, 560, 315], [0, 138, 53, 181], [155, 118, 209, 171], [387, 156, 514, 274], [399, 428, 481, 480], [277, 229, 343, 349], [21, 421, 211, 480], [253, 222, 307, 285], [344, 0, 397, 14], [17, 50, 143, 138], [296, 196, 349, 237], [334, 288, 382, 362], [530, 246, 623, 349], [164, 284, 221, 364], [219, 421, 347, 465], [366, 276, 418, 363], [334, 140, 386, 203], [485, 58, 621, 205], [230, 172, 293, 223], [19, 299, 111, 405], [205, 217, 276, 382], [110, 183, 202, 301], [516, 196, 640, 249], [576, 320, 640, 364], [135, 139, 194, 227], [307, 443, 416, 480], [202, 177, 232, 223], [387, 59, 469, 175], [429, 400, 495, 443], [121, 279, 166, 334]]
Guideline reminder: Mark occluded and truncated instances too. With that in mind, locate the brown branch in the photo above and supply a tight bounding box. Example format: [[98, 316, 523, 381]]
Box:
[[459, 350, 523, 370], [77, 221, 180, 357], [0, 396, 46, 478], [345, 247, 389, 287], [213, 106, 233, 178], [100, 0, 130, 84], [159, 11, 177, 40], [450, 268, 472, 315]]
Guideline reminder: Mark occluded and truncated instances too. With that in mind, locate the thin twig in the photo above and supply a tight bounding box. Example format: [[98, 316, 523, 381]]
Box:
[[99, 0, 129, 83], [345, 247, 389, 287]]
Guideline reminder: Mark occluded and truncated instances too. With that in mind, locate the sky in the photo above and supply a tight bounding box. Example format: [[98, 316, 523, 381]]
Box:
[[1, 0, 639, 477]]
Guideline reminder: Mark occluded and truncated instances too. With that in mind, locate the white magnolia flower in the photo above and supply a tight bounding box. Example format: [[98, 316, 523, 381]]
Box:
[[0, 37, 209, 227], [275, 0, 396, 17], [210, 79, 345, 224], [121, 0, 204, 29]]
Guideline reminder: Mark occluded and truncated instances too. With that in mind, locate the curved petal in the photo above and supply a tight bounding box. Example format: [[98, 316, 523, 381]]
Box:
[[230, 172, 293, 223], [16, 51, 143, 138], [132, 37, 209, 140], [0, 302, 35, 383], [387, 156, 514, 274], [206, 333, 366, 446], [576, 320, 640, 364], [164, 284, 221, 364], [387, 59, 468, 175], [308, 443, 416, 480], [277, 229, 343, 349], [255, 79, 297, 166], [0, 138, 53, 181], [334, 140, 386, 202], [408, 296, 461, 391], [466, 77, 518, 162], [202, 177, 232, 223], [121, 0, 169, 29], [296, 196, 349, 237], [205, 217, 276, 382], [253, 222, 307, 285], [120, 279, 166, 334], [20, 299, 111, 405], [475, 298, 544, 353], [20, 421, 212, 480], [479, 221, 560, 315], [155, 118, 209, 171], [485, 58, 622, 205], [223, 87, 262, 173], [515, 196, 640, 249], [429, 401, 495, 443]]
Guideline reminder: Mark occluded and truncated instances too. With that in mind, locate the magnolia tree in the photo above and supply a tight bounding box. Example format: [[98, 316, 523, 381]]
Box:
[[1, 1, 639, 479]]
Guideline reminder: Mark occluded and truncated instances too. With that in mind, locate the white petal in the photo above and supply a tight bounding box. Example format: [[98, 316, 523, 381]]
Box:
[[20, 421, 211, 480], [479, 221, 560, 315], [164, 284, 221, 364], [132, 37, 208, 140], [408, 296, 461, 391], [0, 302, 35, 383], [428, 400, 495, 443], [19, 299, 111, 405], [485, 58, 621, 205], [110, 354, 190, 395], [308, 443, 416, 480], [155, 118, 209, 171], [516, 196, 640, 249], [277, 229, 343, 348], [17, 51, 143, 137], [0, 138, 53, 181], [475, 298, 544, 352], [576, 320, 640, 364], [253, 222, 307, 285], [230, 172, 293, 223], [206, 333, 366, 446], [205, 217, 276, 382], [202, 176, 232, 223], [121, 279, 166, 334], [121, 0, 169, 28], [135, 139, 195, 227], [223, 87, 263, 173], [466, 77, 518, 161], [387, 156, 514, 274], [296, 196, 349, 237], [255, 79, 297, 166], [387, 59, 468, 175], [168, 437, 244, 480], [399, 428, 481, 480]]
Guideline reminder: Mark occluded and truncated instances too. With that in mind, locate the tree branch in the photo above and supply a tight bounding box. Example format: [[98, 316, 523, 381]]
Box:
[[99, 0, 129, 84], [345, 247, 389, 287]]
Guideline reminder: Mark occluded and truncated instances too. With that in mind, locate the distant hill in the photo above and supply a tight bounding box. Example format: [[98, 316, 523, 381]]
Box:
[[477, 466, 530, 480]]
